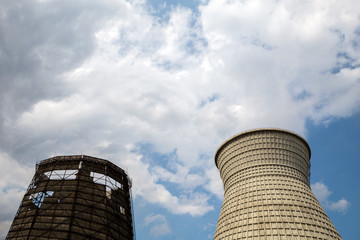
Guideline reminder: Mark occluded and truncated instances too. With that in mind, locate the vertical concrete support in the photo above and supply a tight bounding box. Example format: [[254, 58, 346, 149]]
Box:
[[7, 155, 134, 240], [214, 128, 341, 239]]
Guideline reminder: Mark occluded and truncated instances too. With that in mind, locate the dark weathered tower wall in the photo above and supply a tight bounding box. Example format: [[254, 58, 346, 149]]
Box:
[[214, 128, 341, 239], [7, 155, 134, 240]]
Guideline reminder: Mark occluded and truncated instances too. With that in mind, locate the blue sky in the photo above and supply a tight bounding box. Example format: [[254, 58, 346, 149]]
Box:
[[306, 115, 360, 240], [0, 0, 359, 239]]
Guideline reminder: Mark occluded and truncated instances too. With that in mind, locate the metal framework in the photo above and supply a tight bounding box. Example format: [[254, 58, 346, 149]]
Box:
[[7, 155, 134, 240]]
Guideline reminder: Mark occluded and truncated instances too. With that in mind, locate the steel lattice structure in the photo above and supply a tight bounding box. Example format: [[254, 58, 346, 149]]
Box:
[[214, 128, 341, 240], [7, 155, 135, 240]]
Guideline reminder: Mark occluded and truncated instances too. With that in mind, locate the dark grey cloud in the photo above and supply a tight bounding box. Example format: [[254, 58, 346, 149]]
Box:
[[0, 0, 122, 119], [0, 0, 127, 162]]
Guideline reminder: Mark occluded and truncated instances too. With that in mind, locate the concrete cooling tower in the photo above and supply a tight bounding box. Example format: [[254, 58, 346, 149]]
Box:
[[214, 128, 341, 239], [6, 155, 134, 240]]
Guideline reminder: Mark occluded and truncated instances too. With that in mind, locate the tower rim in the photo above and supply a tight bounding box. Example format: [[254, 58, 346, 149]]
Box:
[[38, 155, 132, 188], [214, 128, 311, 168], [39, 155, 122, 172]]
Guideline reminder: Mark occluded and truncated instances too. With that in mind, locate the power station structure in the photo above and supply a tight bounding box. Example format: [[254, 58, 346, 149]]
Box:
[[214, 128, 341, 239], [6, 155, 135, 240]]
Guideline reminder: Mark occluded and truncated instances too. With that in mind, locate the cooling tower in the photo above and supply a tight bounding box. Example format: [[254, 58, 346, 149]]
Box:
[[214, 128, 341, 239], [7, 155, 134, 240]]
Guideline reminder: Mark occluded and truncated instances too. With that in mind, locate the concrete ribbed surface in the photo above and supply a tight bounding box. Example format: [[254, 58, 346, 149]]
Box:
[[214, 129, 341, 240]]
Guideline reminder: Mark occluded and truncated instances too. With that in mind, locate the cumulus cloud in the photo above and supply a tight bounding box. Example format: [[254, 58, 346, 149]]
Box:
[[0, 0, 127, 120], [200, 0, 360, 127], [0, 0, 358, 236], [144, 214, 171, 238], [204, 166, 223, 199], [311, 182, 350, 214], [153, 164, 207, 189], [121, 152, 213, 216]]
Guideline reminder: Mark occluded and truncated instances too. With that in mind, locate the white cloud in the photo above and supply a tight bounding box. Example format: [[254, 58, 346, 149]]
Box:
[[153, 164, 207, 189], [204, 166, 223, 200], [311, 182, 332, 203], [328, 198, 350, 213], [200, 0, 360, 129], [0, 221, 12, 240], [0, 152, 33, 238], [120, 153, 213, 217], [0, 152, 33, 191], [144, 214, 171, 238], [311, 182, 350, 214]]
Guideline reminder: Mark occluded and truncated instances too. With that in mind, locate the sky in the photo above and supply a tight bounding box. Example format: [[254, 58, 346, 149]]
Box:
[[0, 0, 359, 239]]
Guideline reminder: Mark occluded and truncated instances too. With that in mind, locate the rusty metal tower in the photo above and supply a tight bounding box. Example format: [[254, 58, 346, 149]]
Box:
[[7, 155, 135, 240], [214, 128, 341, 239]]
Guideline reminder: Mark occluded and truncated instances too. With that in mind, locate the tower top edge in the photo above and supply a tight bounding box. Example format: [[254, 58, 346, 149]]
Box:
[[38, 155, 128, 176], [214, 128, 311, 168]]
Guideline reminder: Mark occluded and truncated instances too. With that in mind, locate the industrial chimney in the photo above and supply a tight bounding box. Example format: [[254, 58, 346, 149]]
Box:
[[7, 155, 135, 240], [214, 128, 341, 239]]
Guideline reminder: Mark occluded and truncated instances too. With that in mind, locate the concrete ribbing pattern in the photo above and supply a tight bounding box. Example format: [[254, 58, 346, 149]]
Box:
[[214, 129, 341, 240]]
